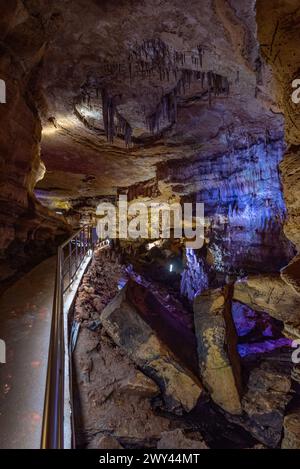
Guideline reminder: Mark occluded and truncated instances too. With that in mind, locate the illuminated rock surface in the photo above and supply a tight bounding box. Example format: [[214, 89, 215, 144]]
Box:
[[1, 0, 300, 450]]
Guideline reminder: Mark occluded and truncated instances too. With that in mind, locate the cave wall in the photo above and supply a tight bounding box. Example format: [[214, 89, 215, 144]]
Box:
[[0, 1, 70, 288], [159, 138, 294, 278], [257, 0, 300, 293]]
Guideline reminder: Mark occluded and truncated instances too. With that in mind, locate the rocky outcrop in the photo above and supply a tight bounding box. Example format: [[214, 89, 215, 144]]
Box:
[[193, 288, 242, 415], [74, 245, 296, 448], [280, 147, 300, 251], [125, 274, 198, 376], [281, 254, 300, 296], [0, 1, 70, 288], [74, 326, 172, 448], [257, 1, 300, 291], [233, 275, 300, 337], [238, 361, 292, 448], [73, 252, 207, 448], [193, 280, 294, 447], [100, 286, 203, 414], [232, 300, 292, 358], [118, 370, 160, 398]]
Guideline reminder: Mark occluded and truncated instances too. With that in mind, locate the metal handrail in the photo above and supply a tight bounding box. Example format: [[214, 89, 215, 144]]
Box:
[[41, 226, 94, 449]]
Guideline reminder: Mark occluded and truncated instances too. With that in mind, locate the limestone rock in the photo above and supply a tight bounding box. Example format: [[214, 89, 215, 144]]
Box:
[[257, 2, 300, 252], [282, 410, 300, 449], [0, 1, 71, 288], [157, 429, 208, 450], [194, 289, 242, 415], [231, 361, 292, 448], [291, 366, 300, 384], [281, 254, 300, 296], [234, 275, 300, 335], [93, 296, 104, 312], [87, 434, 124, 449], [73, 325, 172, 447], [118, 370, 160, 398], [100, 287, 203, 414]]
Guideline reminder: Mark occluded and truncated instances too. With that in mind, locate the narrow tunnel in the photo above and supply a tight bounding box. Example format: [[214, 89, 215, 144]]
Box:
[[0, 0, 300, 456]]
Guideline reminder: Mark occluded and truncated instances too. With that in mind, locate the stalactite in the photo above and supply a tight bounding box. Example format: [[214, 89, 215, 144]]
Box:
[[101, 88, 109, 141], [146, 69, 230, 133], [116, 112, 132, 148], [207, 71, 212, 106], [100, 88, 116, 143], [101, 89, 132, 147], [108, 96, 115, 143], [197, 45, 203, 67], [100, 39, 207, 83]]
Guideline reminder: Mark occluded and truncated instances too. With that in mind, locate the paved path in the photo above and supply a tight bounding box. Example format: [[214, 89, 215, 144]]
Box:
[[0, 256, 56, 449]]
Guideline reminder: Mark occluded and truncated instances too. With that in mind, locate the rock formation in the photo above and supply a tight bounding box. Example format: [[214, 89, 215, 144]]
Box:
[[2, 0, 300, 450], [0, 1, 70, 288], [100, 286, 203, 415], [282, 410, 300, 449], [194, 288, 242, 415]]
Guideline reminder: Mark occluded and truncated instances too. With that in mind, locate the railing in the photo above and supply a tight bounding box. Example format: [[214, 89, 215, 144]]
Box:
[[41, 226, 95, 449]]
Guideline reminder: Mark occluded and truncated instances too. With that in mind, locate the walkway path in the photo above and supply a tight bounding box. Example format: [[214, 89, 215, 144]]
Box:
[[0, 256, 56, 449]]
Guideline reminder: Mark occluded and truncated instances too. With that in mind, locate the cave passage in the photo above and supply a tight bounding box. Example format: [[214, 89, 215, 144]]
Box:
[[0, 0, 300, 453]]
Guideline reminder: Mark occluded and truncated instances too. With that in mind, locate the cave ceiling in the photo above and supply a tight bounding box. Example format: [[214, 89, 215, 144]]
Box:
[[35, 0, 283, 208]]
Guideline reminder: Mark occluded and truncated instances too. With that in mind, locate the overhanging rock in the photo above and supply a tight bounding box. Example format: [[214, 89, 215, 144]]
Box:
[[233, 274, 300, 338]]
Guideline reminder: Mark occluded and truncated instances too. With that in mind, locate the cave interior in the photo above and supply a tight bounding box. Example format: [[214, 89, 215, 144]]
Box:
[[0, 0, 300, 450]]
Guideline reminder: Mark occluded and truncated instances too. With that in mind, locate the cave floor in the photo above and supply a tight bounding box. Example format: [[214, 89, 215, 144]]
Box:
[[0, 256, 56, 449]]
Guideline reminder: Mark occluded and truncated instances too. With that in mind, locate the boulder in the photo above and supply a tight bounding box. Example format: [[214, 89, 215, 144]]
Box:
[[100, 287, 203, 414], [157, 429, 208, 449], [193, 289, 242, 415], [233, 275, 300, 337], [73, 326, 172, 445], [229, 360, 292, 448], [282, 409, 300, 449]]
